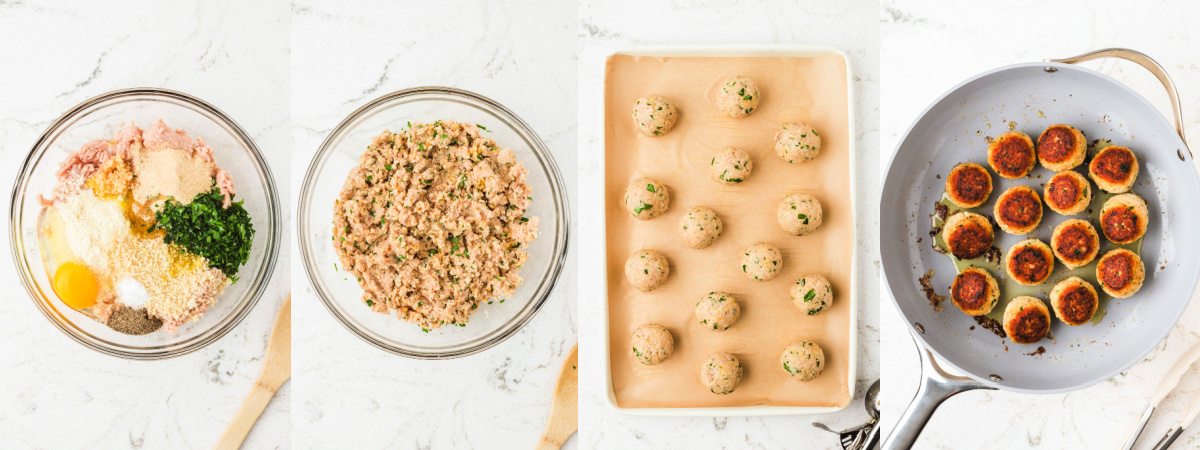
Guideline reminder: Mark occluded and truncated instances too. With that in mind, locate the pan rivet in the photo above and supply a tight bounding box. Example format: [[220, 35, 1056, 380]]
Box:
[[1044, 67, 1058, 73], [990, 374, 1003, 382], [914, 322, 925, 334]]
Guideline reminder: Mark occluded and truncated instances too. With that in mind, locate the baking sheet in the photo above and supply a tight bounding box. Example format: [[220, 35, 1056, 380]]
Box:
[[604, 53, 853, 409]]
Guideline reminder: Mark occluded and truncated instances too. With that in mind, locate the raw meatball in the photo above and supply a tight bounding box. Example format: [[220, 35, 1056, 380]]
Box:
[[741, 242, 782, 281], [700, 353, 743, 395], [987, 131, 1036, 179], [630, 324, 674, 365], [1044, 171, 1092, 215], [1003, 296, 1051, 344], [678, 206, 723, 249], [780, 341, 825, 381], [1037, 124, 1087, 171], [791, 274, 833, 316], [623, 177, 670, 220], [1051, 219, 1099, 269], [1096, 248, 1145, 298], [1089, 145, 1139, 193], [716, 75, 761, 118], [1050, 277, 1098, 326], [711, 146, 753, 185], [695, 291, 741, 331], [624, 250, 670, 292], [631, 96, 678, 137], [942, 211, 994, 260], [777, 193, 823, 235], [950, 268, 999, 316], [945, 163, 993, 208], [1005, 239, 1054, 286], [1100, 193, 1148, 244], [993, 185, 1042, 235], [775, 122, 821, 163]]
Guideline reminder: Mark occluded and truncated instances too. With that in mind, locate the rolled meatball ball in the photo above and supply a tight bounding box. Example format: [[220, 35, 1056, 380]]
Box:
[[993, 185, 1043, 235], [625, 249, 670, 292], [630, 324, 674, 365], [777, 193, 824, 236], [775, 122, 821, 163], [695, 291, 741, 331], [780, 341, 825, 381], [1044, 171, 1092, 215], [945, 163, 993, 208], [950, 267, 1000, 316], [942, 211, 994, 260], [1096, 248, 1146, 298], [716, 75, 761, 118], [623, 177, 670, 220], [678, 206, 723, 249], [1003, 296, 1051, 344], [631, 95, 678, 137], [1089, 145, 1139, 193], [700, 353, 743, 395], [987, 131, 1037, 179], [791, 274, 833, 316], [1051, 219, 1099, 269], [1037, 124, 1087, 171], [1100, 193, 1149, 244], [741, 242, 782, 281], [711, 146, 753, 185], [1050, 277, 1099, 326], [1005, 239, 1054, 286]]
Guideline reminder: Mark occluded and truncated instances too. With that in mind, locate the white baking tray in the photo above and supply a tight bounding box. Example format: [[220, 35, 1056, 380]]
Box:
[[598, 45, 859, 416]]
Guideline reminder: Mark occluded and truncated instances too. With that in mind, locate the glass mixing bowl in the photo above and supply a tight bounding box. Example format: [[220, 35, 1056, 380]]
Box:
[[298, 87, 570, 358], [9, 88, 282, 360]]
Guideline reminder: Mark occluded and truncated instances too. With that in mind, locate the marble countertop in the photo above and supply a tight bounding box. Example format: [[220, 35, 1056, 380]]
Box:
[[0, 1, 292, 448], [289, 1, 579, 449], [880, 1, 1200, 448], [576, 1, 881, 448]]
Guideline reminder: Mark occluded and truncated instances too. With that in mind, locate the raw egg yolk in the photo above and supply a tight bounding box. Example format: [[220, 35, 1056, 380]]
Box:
[[54, 262, 98, 309]]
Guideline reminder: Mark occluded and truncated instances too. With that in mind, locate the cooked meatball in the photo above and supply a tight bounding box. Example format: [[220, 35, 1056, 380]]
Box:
[[695, 291, 741, 331], [950, 267, 999, 316], [780, 341, 825, 381], [791, 274, 833, 316], [631, 324, 674, 365], [1005, 239, 1054, 286], [624, 249, 670, 292], [777, 193, 823, 236], [993, 185, 1043, 235], [1096, 248, 1145, 298], [623, 177, 670, 220], [942, 211, 994, 260], [711, 146, 753, 185], [716, 76, 760, 118], [1100, 193, 1149, 244], [945, 163, 993, 208], [741, 242, 782, 281], [631, 96, 678, 137], [1051, 219, 1099, 269], [678, 206, 723, 249], [1089, 145, 1139, 193], [775, 122, 821, 163], [987, 131, 1037, 179], [700, 353, 743, 395], [1037, 124, 1087, 171], [1003, 296, 1051, 344], [1044, 171, 1092, 215], [1050, 277, 1098, 326]]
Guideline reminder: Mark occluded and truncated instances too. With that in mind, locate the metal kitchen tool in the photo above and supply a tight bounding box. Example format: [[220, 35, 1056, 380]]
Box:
[[1121, 341, 1200, 450], [814, 380, 880, 450]]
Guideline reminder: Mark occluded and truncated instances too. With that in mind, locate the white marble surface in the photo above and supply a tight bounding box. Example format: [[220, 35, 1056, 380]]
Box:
[[880, 1, 1200, 448], [0, 1, 291, 449], [289, 1, 578, 449], [576, 1, 881, 448]]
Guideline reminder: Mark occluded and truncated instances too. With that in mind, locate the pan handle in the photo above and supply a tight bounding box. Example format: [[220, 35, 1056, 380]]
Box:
[[1045, 48, 1192, 159], [882, 331, 995, 450]]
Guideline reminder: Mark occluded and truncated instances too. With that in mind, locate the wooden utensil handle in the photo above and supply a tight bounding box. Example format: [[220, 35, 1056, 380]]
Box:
[[536, 421, 576, 450], [214, 378, 281, 450]]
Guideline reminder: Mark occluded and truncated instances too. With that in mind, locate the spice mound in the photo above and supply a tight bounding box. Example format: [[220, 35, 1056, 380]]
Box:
[[333, 120, 539, 330], [38, 119, 255, 334]]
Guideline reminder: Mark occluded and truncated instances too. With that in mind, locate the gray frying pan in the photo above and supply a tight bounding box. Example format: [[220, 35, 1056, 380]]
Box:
[[880, 49, 1200, 448]]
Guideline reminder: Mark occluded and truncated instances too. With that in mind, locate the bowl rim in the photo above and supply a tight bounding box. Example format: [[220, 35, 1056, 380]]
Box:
[[297, 86, 571, 359], [8, 87, 283, 360]]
